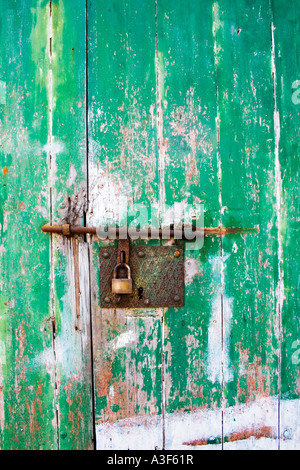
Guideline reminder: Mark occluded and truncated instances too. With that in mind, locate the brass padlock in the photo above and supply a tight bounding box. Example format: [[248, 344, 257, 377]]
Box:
[[111, 263, 133, 294]]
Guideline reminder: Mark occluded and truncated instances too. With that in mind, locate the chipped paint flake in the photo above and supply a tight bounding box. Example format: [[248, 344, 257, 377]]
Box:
[[207, 292, 233, 384], [0, 80, 6, 104], [111, 330, 138, 350], [96, 397, 300, 450]]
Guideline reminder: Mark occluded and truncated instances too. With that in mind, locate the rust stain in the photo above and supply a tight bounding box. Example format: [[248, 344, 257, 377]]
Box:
[[96, 358, 156, 424], [236, 345, 273, 401], [15, 323, 26, 361], [3, 166, 8, 175], [183, 426, 275, 446], [72, 238, 81, 331], [63, 380, 84, 443], [26, 396, 43, 436]]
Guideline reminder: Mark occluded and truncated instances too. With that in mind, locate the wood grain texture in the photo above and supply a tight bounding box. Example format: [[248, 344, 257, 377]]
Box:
[[0, 0, 94, 449], [214, 0, 280, 449], [156, 0, 223, 449], [0, 0, 56, 449], [271, 0, 300, 449], [49, 0, 94, 450], [87, 0, 163, 449], [0, 0, 299, 451]]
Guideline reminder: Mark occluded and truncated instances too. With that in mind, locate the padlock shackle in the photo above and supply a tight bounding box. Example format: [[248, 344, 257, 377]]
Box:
[[112, 263, 131, 279]]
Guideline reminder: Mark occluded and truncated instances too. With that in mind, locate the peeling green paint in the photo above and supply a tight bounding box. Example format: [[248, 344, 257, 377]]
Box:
[[0, 0, 299, 451]]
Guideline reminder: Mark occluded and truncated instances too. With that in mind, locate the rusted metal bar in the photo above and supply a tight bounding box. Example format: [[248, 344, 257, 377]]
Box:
[[42, 224, 259, 239]]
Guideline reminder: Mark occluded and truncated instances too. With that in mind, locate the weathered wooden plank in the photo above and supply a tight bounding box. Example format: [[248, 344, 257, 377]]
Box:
[[156, 0, 222, 449], [271, 0, 300, 449], [87, 0, 163, 449], [215, 0, 279, 449], [0, 0, 56, 449], [49, 0, 94, 449]]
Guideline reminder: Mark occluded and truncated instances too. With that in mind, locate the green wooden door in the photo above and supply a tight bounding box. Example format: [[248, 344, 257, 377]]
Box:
[[0, 0, 299, 450]]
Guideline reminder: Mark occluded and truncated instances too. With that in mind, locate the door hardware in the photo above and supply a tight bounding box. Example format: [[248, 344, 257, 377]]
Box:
[[41, 223, 259, 308], [42, 223, 259, 238], [111, 263, 133, 294]]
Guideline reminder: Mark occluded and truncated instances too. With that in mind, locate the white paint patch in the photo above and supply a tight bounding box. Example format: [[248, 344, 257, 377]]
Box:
[[66, 163, 77, 188], [96, 414, 163, 450], [271, 24, 285, 393], [184, 257, 200, 285], [112, 331, 137, 350], [42, 141, 65, 156], [206, 293, 234, 384], [280, 398, 300, 449], [0, 80, 6, 105], [96, 397, 300, 450], [209, 253, 230, 272], [232, 241, 238, 253], [88, 157, 132, 227]]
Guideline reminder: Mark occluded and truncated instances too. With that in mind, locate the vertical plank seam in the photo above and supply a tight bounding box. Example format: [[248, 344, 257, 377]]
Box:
[[155, 0, 166, 449], [213, 2, 224, 450], [155, 0, 166, 223], [270, 13, 283, 450], [161, 309, 166, 450], [85, 0, 90, 220], [48, 0, 60, 450], [85, 0, 97, 450]]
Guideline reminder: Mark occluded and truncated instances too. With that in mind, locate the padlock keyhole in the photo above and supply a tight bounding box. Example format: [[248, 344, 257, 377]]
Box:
[[138, 287, 144, 300]]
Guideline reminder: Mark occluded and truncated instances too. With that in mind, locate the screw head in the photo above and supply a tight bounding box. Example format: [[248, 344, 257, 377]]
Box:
[[144, 298, 150, 305], [174, 295, 180, 302], [103, 252, 109, 259], [138, 251, 145, 258], [174, 250, 180, 257], [104, 297, 110, 304]]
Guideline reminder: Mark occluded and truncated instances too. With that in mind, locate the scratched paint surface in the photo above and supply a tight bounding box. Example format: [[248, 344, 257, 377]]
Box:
[[0, 0, 56, 448], [271, 0, 300, 449], [214, 1, 280, 449], [90, 0, 300, 450], [0, 0, 299, 450], [87, 0, 164, 449], [155, 1, 223, 443], [0, 0, 93, 449], [49, 0, 94, 450]]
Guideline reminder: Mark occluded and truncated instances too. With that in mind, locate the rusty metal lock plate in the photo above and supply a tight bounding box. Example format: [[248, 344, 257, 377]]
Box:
[[99, 245, 184, 308]]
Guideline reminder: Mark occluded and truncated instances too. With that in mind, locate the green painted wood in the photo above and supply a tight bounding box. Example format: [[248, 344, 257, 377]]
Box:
[[0, 0, 299, 451], [50, 0, 94, 450], [156, 0, 223, 447], [215, 0, 279, 449], [0, 0, 94, 450], [87, 0, 163, 449], [271, 0, 300, 448], [0, 0, 56, 449]]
